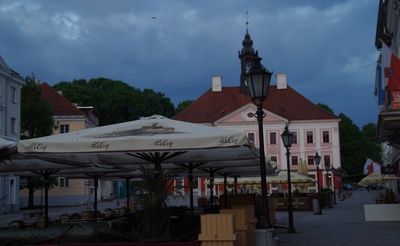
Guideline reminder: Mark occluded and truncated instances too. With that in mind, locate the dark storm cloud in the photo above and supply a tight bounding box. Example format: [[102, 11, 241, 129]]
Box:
[[0, 0, 380, 127]]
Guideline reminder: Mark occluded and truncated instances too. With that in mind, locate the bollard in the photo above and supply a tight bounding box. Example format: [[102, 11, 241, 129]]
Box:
[[312, 199, 322, 215], [254, 228, 279, 246]]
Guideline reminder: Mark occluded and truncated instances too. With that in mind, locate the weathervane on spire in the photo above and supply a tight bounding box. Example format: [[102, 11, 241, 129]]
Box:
[[246, 7, 249, 31]]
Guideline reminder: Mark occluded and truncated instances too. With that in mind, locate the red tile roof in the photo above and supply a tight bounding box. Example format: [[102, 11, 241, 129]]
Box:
[[173, 86, 339, 123], [38, 82, 85, 117]]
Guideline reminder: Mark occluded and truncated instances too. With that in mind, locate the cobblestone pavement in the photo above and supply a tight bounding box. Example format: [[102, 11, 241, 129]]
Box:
[[274, 189, 400, 246]]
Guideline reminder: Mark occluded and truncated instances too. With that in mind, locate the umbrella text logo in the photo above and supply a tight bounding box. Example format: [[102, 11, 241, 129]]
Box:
[[87, 141, 110, 150], [26, 143, 47, 152], [151, 139, 173, 148], [218, 136, 238, 145]]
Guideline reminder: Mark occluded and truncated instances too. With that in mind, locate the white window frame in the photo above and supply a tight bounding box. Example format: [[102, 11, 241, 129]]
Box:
[[60, 124, 70, 134], [58, 177, 69, 188], [11, 86, 17, 103]]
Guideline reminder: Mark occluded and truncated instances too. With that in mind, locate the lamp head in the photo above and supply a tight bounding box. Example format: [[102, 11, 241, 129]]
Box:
[[314, 152, 321, 165], [245, 57, 272, 104], [281, 125, 294, 148]]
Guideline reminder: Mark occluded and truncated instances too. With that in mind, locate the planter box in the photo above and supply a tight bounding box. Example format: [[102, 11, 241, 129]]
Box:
[[198, 214, 237, 246], [364, 204, 400, 221]]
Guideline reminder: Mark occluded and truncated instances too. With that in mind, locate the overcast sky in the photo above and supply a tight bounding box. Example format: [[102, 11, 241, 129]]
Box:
[[0, 0, 379, 128]]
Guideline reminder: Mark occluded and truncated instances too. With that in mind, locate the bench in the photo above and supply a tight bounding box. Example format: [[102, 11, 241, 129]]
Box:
[[22, 211, 44, 218]]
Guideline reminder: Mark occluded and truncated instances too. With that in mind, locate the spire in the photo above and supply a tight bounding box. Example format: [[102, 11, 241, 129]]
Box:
[[240, 9, 255, 57], [239, 10, 261, 94]]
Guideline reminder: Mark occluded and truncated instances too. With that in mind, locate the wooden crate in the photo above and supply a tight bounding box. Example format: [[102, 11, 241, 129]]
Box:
[[232, 205, 256, 246], [220, 209, 248, 246], [198, 214, 237, 246]]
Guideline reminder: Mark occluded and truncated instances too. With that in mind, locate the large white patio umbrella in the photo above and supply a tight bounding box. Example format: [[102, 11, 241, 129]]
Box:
[[0, 137, 18, 165], [18, 115, 257, 165], [18, 115, 259, 213], [359, 172, 399, 185], [267, 170, 317, 184]]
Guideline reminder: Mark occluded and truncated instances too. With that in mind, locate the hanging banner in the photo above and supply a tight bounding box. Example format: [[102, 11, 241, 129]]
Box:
[[391, 90, 400, 110]]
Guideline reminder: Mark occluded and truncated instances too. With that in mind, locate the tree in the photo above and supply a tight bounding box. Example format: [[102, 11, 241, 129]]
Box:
[[53, 78, 176, 125], [176, 100, 194, 115], [20, 75, 58, 208], [339, 113, 369, 180], [316, 103, 381, 181], [362, 123, 382, 163], [20, 76, 55, 139], [317, 103, 334, 114]]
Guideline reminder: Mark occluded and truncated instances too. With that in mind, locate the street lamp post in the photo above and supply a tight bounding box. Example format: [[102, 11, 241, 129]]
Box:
[[325, 162, 331, 188], [281, 125, 295, 233], [325, 162, 333, 208], [245, 57, 273, 229], [313, 152, 322, 215]]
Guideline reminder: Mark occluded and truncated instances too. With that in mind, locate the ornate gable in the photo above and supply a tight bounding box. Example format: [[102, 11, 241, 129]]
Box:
[[215, 103, 287, 124]]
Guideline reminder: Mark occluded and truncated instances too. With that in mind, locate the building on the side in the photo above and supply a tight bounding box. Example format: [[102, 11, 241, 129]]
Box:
[[373, 0, 400, 202], [0, 54, 25, 212], [173, 26, 342, 199]]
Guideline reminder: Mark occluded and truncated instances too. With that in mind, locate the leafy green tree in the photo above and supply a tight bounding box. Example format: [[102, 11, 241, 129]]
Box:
[[139, 89, 176, 118], [317, 103, 334, 114], [176, 100, 194, 114], [53, 78, 176, 125], [339, 113, 369, 180], [361, 123, 382, 163], [20, 75, 55, 139], [316, 104, 381, 181], [20, 75, 58, 208]]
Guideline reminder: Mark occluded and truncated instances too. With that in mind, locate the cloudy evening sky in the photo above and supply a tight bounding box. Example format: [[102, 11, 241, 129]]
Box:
[[0, 0, 379, 128]]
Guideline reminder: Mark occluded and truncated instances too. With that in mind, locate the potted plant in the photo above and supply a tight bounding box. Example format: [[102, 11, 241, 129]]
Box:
[[131, 166, 185, 242]]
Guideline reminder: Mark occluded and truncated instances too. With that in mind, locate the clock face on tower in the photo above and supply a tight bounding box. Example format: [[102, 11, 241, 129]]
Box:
[[245, 59, 252, 73]]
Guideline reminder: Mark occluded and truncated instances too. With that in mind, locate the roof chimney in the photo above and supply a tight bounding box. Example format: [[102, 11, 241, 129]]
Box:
[[212, 76, 222, 92], [276, 73, 287, 89]]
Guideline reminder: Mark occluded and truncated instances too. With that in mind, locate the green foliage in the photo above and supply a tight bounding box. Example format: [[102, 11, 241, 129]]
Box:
[[20, 75, 55, 138], [317, 103, 334, 114], [20, 176, 59, 208], [176, 100, 194, 114], [338, 113, 381, 180], [132, 166, 185, 240], [361, 123, 382, 162], [53, 78, 176, 125], [20, 75, 58, 208]]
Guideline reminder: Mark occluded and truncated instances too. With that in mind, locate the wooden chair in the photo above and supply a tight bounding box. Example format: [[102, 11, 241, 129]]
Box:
[[103, 208, 113, 218], [8, 220, 26, 229], [80, 210, 92, 219], [59, 213, 70, 223], [119, 207, 127, 215], [35, 216, 50, 229], [113, 208, 121, 216], [70, 213, 81, 221]]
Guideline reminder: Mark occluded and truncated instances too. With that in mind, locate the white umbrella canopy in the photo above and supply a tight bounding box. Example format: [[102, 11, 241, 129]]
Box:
[[18, 115, 253, 155], [359, 172, 399, 185], [1, 137, 18, 165], [267, 170, 317, 184], [18, 115, 260, 214], [18, 115, 259, 175], [0, 153, 88, 173], [0, 137, 17, 150]]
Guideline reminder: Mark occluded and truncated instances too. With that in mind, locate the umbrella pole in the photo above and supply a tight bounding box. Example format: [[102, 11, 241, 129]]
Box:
[[209, 172, 214, 207], [223, 173, 228, 209], [44, 173, 50, 228], [125, 178, 130, 213], [188, 167, 194, 213], [94, 176, 98, 220], [234, 177, 238, 195]]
